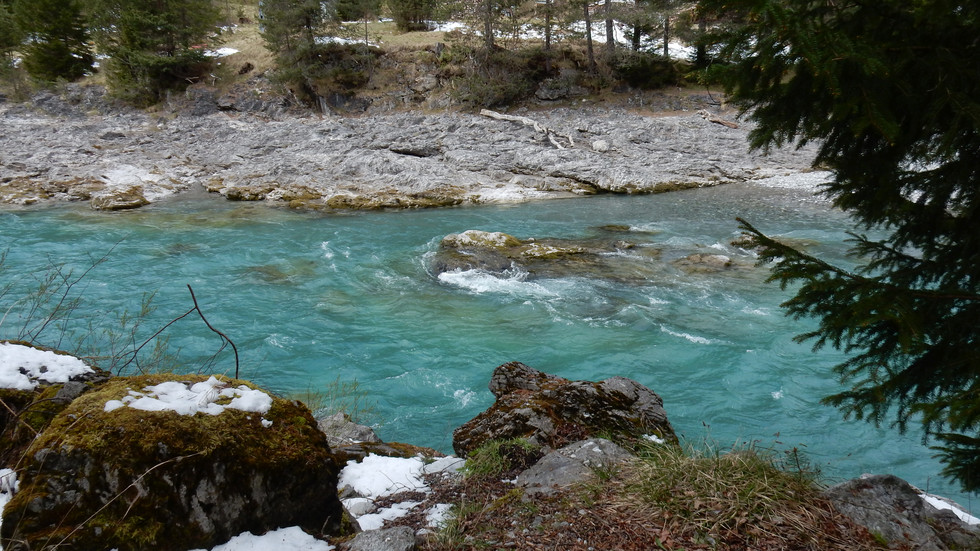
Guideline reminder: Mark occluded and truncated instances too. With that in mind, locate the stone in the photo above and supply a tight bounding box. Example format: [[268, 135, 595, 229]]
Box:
[[343, 526, 417, 551], [0, 373, 346, 551], [452, 362, 676, 457], [591, 139, 610, 153], [517, 438, 634, 495], [429, 229, 663, 283], [319, 412, 383, 449], [90, 186, 150, 210], [823, 474, 980, 551]]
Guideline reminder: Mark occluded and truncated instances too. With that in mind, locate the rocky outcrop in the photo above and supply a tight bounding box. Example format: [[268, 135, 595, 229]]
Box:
[[823, 474, 980, 550], [0, 86, 819, 210], [452, 362, 676, 457], [1, 373, 345, 551]]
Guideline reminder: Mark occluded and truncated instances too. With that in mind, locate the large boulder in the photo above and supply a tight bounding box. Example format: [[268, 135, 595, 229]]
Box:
[[823, 474, 980, 551], [1, 373, 345, 551], [453, 362, 676, 457]]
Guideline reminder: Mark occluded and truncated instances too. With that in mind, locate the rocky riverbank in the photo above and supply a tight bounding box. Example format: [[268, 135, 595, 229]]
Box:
[[0, 84, 819, 211]]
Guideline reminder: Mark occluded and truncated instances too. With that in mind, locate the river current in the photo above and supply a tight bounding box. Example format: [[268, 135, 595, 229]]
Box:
[[2, 174, 975, 510]]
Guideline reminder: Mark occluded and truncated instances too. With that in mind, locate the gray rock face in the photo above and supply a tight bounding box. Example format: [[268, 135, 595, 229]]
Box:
[[453, 362, 676, 457], [0, 87, 818, 210], [518, 438, 634, 495], [823, 474, 980, 551]]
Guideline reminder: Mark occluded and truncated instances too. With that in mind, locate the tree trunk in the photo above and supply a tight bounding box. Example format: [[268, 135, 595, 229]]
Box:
[[662, 13, 669, 58], [605, 0, 614, 55], [696, 16, 707, 66], [484, 0, 494, 50], [584, 0, 595, 72], [545, 0, 552, 72]]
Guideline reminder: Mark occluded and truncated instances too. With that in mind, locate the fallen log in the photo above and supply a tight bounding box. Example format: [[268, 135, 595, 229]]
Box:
[[480, 109, 575, 149], [697, 109, 739, 129]]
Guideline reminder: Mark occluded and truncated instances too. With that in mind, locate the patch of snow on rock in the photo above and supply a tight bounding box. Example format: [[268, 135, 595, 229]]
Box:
[[920, 493, 980, 526], [102, 376, 273, 420], [0, 342, 93, 391]]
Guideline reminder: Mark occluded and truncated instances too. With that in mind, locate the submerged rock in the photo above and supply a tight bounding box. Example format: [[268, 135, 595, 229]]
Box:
[[430, 229, 662, 282], [453, 362, 676, 457], [1, 373, 345, 551]]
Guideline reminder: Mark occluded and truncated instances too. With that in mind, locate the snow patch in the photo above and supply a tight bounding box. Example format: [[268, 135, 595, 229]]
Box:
[[642, 434, 666, 444], [189, 526, 335, 550], [103, 376, 274, 423], [204, 47, 239, 58], [1, 469, 17, 545], [339, 454, 428, 498], [920, 493, 980, 526], [0, 343, 93, 391]]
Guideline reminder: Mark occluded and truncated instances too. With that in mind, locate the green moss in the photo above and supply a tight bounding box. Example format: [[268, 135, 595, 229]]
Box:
[[5, 373, 341, 550]]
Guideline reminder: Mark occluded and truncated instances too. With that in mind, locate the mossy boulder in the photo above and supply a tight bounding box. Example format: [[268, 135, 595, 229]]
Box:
[[0, 341, 110, 468], [452, 362, 677, 457], [1, 373, 344, 551]]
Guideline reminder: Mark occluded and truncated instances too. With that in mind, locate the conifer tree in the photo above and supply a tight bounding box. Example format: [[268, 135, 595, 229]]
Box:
[[0, 1, 22, 67], [703, 0, 980, 491], [13, 0, 93, 81], [85, 0, 221, 104]]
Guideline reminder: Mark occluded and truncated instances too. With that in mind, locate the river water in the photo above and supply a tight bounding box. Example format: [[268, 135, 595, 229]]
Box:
[[1, 175, 975, 510]]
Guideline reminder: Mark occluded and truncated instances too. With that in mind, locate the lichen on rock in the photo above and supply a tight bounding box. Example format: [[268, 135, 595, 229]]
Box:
[[452, 361, 677, 457]]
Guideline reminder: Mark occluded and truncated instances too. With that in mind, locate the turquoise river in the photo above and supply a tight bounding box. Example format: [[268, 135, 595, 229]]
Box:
[[1, 175, 976, 511]]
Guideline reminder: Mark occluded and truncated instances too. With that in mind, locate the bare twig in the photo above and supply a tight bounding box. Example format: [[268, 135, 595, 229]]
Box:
[[186, 285, 239, 379]]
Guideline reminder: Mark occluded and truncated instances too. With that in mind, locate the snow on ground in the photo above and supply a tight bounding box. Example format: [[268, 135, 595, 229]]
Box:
[[204, 47, 240, 58], [339, 454, 464, 531], [0, 469, 17, 549], [188, 527, 335, 551], [0, 342, 93, 391]]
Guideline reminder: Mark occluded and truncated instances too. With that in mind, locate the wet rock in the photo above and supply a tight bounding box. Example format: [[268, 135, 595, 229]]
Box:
[[518, 438, 634, 495], [672, 252, 739, 273], [90, 186, 150, 210], [0, 373, 345, 551], [430, 229, 662, 282], [823, 474, 980, 551], [453, 362, 676, 457]]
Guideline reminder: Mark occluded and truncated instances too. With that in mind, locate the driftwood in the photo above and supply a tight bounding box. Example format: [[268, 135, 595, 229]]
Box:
[[697, 109, 739, 129], [480, 109, 575, 149]]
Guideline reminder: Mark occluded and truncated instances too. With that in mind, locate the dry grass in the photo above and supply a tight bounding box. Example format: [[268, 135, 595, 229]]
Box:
[[401, 441, 882, 551]]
